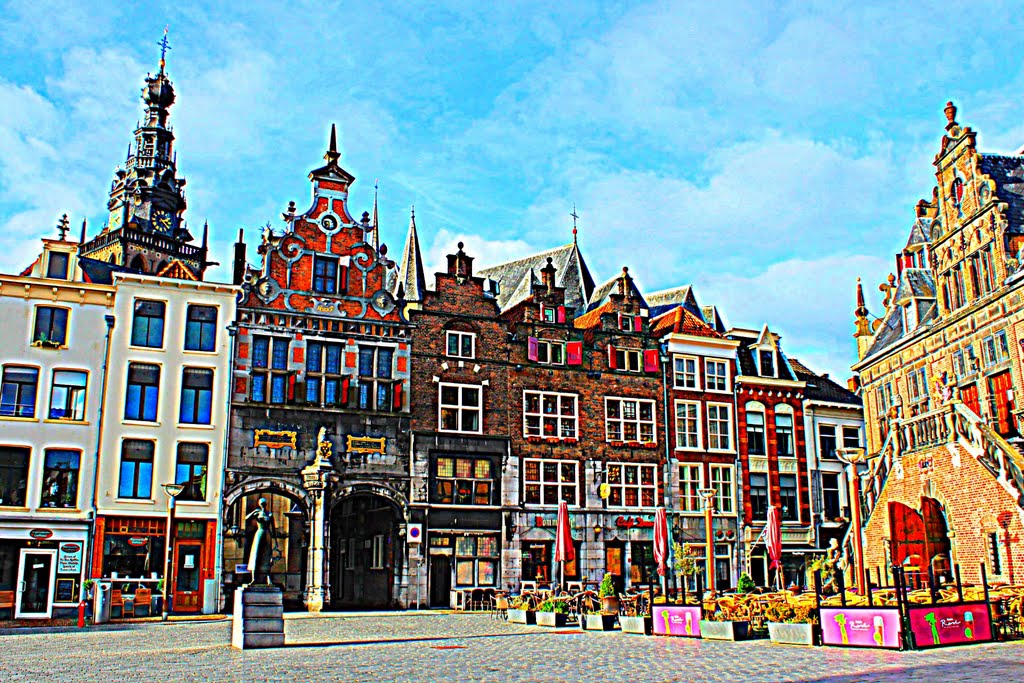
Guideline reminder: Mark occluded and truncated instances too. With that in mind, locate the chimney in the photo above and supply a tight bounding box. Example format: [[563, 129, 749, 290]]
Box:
[[445, 242, 474, 279], [847, 375, 861, 393], [232, 228, 246, 285], [540, 257, 556, 293]]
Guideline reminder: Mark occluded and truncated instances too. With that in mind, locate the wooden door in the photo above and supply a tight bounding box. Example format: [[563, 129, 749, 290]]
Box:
[[988, 371, 1015, 436], [429, 554, 451, 607], [961, 383, 980, 417], [172, 542, 203, 612]]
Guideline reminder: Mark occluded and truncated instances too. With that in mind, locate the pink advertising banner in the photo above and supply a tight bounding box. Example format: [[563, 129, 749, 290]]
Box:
[[653, 606, 702, 637], [820, 607, 902, 649], [907, 603, 992, 648]]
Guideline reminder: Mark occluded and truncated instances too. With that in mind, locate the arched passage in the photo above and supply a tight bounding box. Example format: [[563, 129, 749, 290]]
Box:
[[329, 488, 405, 609]]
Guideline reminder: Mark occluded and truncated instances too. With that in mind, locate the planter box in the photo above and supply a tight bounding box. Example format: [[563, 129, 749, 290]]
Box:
[[699, 620, 749, 641], [768, 622, 819, 646], [619, 615, 653, 635], [508, 609, 536, 625], [582, 614, 619, 631], [536, 612, 569, 627]]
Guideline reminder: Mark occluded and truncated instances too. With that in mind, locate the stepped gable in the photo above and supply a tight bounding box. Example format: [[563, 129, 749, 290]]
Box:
[[978, 154, 1024, 229], [477, 241, 595, 314], [587, 270, 648, 313]]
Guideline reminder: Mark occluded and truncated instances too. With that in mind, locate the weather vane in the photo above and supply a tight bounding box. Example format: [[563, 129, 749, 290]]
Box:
[[158, 27, 171, 72], [570, 204, 579, 241]]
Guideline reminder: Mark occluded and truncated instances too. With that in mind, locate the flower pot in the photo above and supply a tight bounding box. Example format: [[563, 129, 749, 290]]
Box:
[[508, 609, 536, 624], [537, 611, 568, 627], [619, 615, 653, 635], [583, 614, 618, 631], [699, 620, 749, 641], [768, 622, 819, 646], [601, 596, 620, 615]]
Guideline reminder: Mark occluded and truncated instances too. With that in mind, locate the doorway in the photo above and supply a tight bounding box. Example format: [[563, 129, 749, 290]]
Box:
[[173, 541, 203, 612], [988, 371, 1016, 436], [429, 554, 452, 607], [330, 493, 402, 608], [16, 548, 56, 618]]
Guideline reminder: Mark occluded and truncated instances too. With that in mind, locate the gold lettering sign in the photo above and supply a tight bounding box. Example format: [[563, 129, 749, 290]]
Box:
[[254, 429, 297, 449], [346, 435, 386, 455]]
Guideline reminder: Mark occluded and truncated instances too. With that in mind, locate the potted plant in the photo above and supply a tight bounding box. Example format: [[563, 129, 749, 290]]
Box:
[[507, 595, 536, 624], [737, 573, 756, 594], [582, 585, 618, 631], [699, 599, 750, 641], [598, 573, 620, 616], [619, 594, 653, 635], [536, 598, 569, 627], [765, 601, 820, 646]]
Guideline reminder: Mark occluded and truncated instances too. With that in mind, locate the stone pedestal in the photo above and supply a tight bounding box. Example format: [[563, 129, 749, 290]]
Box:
[[232, 585, 285, 649]]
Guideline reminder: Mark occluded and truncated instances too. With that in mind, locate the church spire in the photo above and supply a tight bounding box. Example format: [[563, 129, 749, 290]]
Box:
[[325, 123, 340, 165], [394, 207, 426, 303], [372, 179, 380, 253], [854, 278, 873, 359]]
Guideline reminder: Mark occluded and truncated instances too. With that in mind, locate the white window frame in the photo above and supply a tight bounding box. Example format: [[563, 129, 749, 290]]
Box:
[[523, 458, 579, 507], [710, 465, 734, 515], [604, 397, 657, 444], [605, 462, 659, 508], [523, 390, 578, 439], [438, 382, 483, 434], [705, 358, 729, 392], [673, 355, 699, 390], [536, 340, 565, 365], [818, 423, 838, 460], [674, 400, 701, 450], [678, 464, 702, 513], [371, 534, 385, 569], [445, 330, 476, 359], [841, 425, 861, 450], [775, 406, 795, 458], [706, 402, 733, 452], [540, 304, 557, 323], [614, 348, 642, 373]]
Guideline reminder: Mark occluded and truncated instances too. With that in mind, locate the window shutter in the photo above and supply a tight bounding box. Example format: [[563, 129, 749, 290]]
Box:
[[393, 381, 403, 410], [557, 306, 566, 323], [633, 315, 642, 332], [567, 341, 583, 366], [607, 344, 617, 369], [528, 337, 539, 361], [616, 313, 623, 329], [643, 349, 659, 373], [287, 375, 296, 402], [341, 377, 350, 404]]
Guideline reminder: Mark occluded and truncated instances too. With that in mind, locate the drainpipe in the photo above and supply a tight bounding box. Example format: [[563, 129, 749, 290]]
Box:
[[85, 314, 116, 581], [732, 373, 744, 580], [215, 325, 238, 612]]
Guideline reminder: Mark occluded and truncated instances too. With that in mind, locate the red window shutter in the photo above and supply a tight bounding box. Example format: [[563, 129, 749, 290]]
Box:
[[528, 337, 539, 361], [341, 377, 350, 404], [393, 381, 403, 410], [643, 349, 659, 372], [607, 344, 617, 369], [634, 315, 642, 332], [287, 375, 296, 401], [557, 306, 566, 323], [567, 341, 583, 365]]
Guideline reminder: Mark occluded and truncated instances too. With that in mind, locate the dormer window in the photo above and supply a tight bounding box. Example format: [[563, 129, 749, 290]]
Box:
[[539, 305, 565, 323], [46, 252, 70, 280], [758, 350, 775, 377], [313, 255, 340, 294], [617, 313, 641, 332]]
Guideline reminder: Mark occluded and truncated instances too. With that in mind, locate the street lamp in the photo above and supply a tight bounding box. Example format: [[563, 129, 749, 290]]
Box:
[[161, 482, 185, 621], [698, 487, 716, 597], [836, 447, 867, 593]]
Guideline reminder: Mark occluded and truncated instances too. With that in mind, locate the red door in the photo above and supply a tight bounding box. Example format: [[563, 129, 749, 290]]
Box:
[[961, 383, 981, 418], [172, 541, 203, 612], [987, 371, 1015, 436]]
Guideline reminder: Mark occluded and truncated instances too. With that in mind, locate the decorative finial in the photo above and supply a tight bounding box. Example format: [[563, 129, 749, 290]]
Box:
[[855, 277, 868, 318], [56, 214, 69, 241], [944, 101, 958, 130], [79, 218, 87, 243], [457, 241, 465, 252], [570, 204, 579, 243], [324, 123, 339, 163], [157, 27, 171, 74]]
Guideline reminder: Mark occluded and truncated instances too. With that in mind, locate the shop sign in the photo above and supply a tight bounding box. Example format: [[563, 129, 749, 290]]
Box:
[[907, 603, 992, 648], [820, 607, 901, 649], [653, 606, 702, 637], [615, 516, 654, 529], [29, 528, 53, 540], [534, 515, 558, 528], [57, 543, 83, 574], [127, 537, 149, 547]]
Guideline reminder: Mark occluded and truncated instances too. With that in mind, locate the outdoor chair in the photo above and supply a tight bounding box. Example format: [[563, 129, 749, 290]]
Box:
[[110, 589, 124, 618], [492, 592, 509, 620], [133, 587, 153, 617], [469, 588, 486, 611], [0, 590, 13, 619]]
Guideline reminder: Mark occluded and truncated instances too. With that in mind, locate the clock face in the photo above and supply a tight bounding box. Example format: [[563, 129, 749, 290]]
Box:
[[321, 215, 338, 231], [152, 210, 173, 235], [370, 289, 395, 315]]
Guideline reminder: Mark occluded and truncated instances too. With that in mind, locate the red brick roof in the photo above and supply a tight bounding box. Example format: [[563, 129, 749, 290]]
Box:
[[650, 306, 723, 339], [573, 301, 612, 329]]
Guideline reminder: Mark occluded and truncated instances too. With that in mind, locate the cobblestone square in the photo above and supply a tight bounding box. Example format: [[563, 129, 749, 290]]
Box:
[[3, 613, 1023, 682]]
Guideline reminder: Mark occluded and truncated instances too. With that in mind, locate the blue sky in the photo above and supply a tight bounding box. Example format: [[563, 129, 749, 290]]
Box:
[[1, 1, 1022, 378]]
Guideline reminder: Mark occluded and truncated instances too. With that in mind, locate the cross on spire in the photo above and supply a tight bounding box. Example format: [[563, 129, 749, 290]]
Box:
[[158, 27, 171, 73], [56, 214, 69, 241], [570, 204, 579, 243]]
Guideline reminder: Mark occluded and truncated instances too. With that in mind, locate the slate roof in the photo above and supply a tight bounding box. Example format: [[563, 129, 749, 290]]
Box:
[[979, 154, 1024, 231], [393, 212, 426, 301], [77, 256, 136, 284], [905, 218, 934, 250], [477, 242, 596, 314], [646, 285, 700, 318], [730, 328, 798, 381], [701, 305, 726, 332], [789, 358, 861, 406], [892, 268, 935, 304], [649, 306, 723, 339], [587, 271, 648, 312]]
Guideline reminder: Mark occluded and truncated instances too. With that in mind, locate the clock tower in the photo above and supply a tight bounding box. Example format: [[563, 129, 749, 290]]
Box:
[[79, 31, 210, 280]]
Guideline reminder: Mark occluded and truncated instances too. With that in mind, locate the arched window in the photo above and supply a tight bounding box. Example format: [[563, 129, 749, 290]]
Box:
[[745, 401, 766, 456], [130, 254, 147, 272], [775, 404, 795, 457], [950, 177, 964, 207]]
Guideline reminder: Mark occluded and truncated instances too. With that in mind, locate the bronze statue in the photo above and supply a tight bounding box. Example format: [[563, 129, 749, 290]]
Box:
[[246, 498, 275, 585]]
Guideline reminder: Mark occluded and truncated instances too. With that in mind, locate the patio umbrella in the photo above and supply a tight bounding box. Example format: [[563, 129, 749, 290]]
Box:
[[766, 505, 783, 590], [553, 500, 574, 589], [654, 507, 669, 577]]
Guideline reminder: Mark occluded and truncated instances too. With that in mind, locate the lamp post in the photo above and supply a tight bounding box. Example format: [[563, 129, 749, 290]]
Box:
[[161, 482, 184, 621], [698, 487, 716, 597], [836, 447, 867, 592]]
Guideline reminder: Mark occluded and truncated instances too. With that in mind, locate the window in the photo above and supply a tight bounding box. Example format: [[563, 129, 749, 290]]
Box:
[[746, 408, 766, 455], [613, 348, 642, 372], [524, 458, 578, 505], [981, 247, 996, 293], [305, 341, 344, 406], [673, 356, 699, 389], [356, 346, 395, 411], [541, 305, 557, 323], [674, 401, 700, 449], [0, 446, 30, 506], [842, 426, 860, 450], [821, 472, 841, 519], [179, 368, 214, 424], [33, 306, 68, 346], [535, 340, 564, 365], [707, 403, 732, 451], [312, 255, 339, 294], [678, 464, 701, 512], [49, 370, 87, 421], [439, 384, 482, 433], [46, 252, 69, 279], [952, 350, 966, 379], [523, 391, 577, 439], [371, 535, 385, 570], [1, 366, 39, 417], [131, 300, 165, 348], [776, 412, 794, 457], [749, 473, 769, 520], [454, 535, 499, 587], [711, 466, 734, 514], [705, 359, 728, 391], [606, 463, 658, 507], [446, 331, 475, 359], [175, 443, 209, 502], [434, 456, 494, 505], [40, 449, 80, 508], [907, 367, 928, 410], [605, 397, 656, 443], [118, 439, 154, 499], [617, 313, 633, 331], [990, 532, 1002, 575], [779, 474, 798, 521], [982, 336, 998, 368], [995, 331, 1010, 363], [184, 305, 218, 351], [252, 337, 289, 404], [759, 350, 775, 377], [818, 424, 837, 459], [125, 363, 160, 421]]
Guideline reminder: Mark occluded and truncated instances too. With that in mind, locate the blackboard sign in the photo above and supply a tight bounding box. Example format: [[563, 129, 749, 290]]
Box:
[[55, 578, 76, 603]]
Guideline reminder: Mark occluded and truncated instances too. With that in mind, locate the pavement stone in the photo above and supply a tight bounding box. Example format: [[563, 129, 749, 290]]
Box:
[[2, 612, 1023, 682]]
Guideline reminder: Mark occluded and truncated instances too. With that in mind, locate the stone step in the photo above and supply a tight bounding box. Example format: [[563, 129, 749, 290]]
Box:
[[232, 631, 285, 649], [242, 604, 284, 619], [239, 591, 283, 607], [238, 617, 285, 633]]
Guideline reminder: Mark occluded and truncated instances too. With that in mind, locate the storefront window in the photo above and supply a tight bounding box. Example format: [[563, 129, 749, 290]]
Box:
[[103, 534, 166, 579], [434, 456, 493, 505], [522, 541, 552, 584], [0, 446, 30, 507], [454, 535, 498, 587], [40, 449, 80, 508], [629, 541, 656, 585]]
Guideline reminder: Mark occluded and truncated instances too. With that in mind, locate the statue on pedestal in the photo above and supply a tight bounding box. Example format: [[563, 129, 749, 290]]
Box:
[[246, 497, 275, 585]]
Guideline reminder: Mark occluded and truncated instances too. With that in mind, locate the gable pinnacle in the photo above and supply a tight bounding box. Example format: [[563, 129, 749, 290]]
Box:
[[324, 123, 340, 164]]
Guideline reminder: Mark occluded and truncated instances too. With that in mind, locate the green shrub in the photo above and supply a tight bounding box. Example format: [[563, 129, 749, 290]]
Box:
[[737, 573, 756, 594], [598, 572, 616, 598]]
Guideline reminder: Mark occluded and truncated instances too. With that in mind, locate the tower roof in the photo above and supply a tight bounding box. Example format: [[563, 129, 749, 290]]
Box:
[[394, 208, 426, 302], [477, 241, 596, 314]]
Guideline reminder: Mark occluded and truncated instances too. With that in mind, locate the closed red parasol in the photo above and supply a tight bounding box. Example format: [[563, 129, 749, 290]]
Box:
[[554, 500, 574, 586], [654, 507, 669, 577], [766, 505, 783, 589]]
